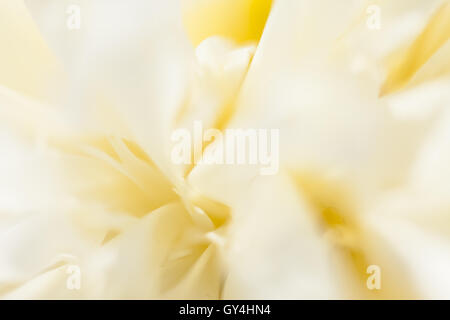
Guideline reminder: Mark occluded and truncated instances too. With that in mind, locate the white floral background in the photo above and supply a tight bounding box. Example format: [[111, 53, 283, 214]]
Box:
[[0, 0, 449, 299]]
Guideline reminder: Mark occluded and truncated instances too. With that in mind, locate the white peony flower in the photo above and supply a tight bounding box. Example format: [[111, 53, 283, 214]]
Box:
[[0, 0, 449, 299]]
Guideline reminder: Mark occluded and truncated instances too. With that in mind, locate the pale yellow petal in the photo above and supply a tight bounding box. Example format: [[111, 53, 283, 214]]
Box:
[[0, 0, 62, 101]]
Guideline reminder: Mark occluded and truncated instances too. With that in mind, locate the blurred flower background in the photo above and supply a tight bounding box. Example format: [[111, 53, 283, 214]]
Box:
[[0, 0, 449, 299]]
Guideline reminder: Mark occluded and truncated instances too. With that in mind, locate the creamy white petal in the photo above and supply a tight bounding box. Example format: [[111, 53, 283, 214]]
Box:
[[25, 0, 194, 180]]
